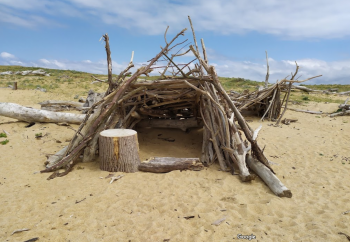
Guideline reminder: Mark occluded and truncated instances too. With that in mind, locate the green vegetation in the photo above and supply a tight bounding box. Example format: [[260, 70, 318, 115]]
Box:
[[0, 139, 9, 145], [219, 77, 265, 92], [0, 132, 7, 138], [290, 92, 346, 104], [35, 133, 43, 138], [1, 132, 9, 145], [0, 65, 108, 96]]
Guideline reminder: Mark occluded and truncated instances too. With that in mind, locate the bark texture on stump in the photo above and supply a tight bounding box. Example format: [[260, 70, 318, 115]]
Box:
[[99, 129, 140, 172]]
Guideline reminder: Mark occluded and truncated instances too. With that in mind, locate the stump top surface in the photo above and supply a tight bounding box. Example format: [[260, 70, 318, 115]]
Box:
[[100, 129, 137, 137]]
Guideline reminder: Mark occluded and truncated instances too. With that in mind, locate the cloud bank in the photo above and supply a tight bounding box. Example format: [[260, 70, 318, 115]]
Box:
[[1, 0, 350, 39]]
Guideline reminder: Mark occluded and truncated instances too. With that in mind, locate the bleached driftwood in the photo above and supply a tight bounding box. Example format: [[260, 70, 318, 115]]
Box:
[[45, 146, 68, 168], [287, 108, 324, 114], [0, 102, 85, 124], [292, 85, 322, 93], [329, 98, 350, 117], [339, 91, 350, 95], [246, 155, 292, 198], [136, 118, 201, 131], [138, 157, 203, 173], [84, 90, 103, 108], [339, 98, 350, 110], [330, 110, 350, 117], [39, 100, 85, 112]]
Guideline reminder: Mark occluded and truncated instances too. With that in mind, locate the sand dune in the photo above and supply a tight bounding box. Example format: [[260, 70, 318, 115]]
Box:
[[1, 89, 349, 241]]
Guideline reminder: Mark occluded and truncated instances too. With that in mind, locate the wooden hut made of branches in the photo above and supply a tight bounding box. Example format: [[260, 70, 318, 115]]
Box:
[[40, 18, 295, 197]]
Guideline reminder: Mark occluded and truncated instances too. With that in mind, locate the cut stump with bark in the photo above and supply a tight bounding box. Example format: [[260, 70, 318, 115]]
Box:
[[99, 129, 140, 172]]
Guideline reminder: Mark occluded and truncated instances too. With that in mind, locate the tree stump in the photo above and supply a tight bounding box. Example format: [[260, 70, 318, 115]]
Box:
[[99, 129, 140, 172]]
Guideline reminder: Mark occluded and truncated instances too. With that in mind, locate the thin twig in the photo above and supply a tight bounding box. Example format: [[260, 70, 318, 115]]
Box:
[[164, 26, 169, 45], [162, 52, 187, 78]]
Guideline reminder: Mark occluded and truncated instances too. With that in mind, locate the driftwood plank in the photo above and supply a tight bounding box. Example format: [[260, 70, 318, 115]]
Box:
[[138, 157, 203, 173]]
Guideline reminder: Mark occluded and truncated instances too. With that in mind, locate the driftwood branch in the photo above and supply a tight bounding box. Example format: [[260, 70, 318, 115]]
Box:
[[288, 108, 324, 114], [247, 155, 292, 198], [275, 82, 292, 126], [103, 34, 113, 89], [0, 102, 85, 124], [264, 51, 269, 89]]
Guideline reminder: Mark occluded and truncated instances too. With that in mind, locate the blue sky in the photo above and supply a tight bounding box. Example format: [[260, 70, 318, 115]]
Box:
[[1, 0, 350, 84]]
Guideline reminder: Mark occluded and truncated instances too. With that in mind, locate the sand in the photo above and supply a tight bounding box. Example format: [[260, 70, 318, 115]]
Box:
[[0, 89, 350, 242]]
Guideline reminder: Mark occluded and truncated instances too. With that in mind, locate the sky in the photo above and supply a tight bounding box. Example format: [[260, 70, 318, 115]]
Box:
[[1, 0, 350, 85]]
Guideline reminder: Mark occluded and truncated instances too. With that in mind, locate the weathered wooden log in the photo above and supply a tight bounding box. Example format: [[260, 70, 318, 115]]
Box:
[[330, 110, 350, 117], [287, 108, 324, 114], [246, 155, 292, 198], [99, 129, 140, 172], [338, 91, 350, 95], [84, 90, 103, 108], [138, 157, 203, 173], [136, 118, 201, 131], [339, 98, 349, 110], [45, 146, 68, 168], [291, 85, 321, 93], [39, 100, 84, 112], [339, 104, 350, 110], [0, 102, 85, 124]]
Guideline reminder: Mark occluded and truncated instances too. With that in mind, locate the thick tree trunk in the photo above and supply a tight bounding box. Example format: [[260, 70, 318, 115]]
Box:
[[246, 155, 292, 198], [138, 157, 203, 173], [99, 129, 140, 172], [0, 102, 85, 124]]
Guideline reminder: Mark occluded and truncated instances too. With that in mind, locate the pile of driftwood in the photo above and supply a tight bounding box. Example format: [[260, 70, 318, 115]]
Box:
[[330, 98, 350, 117], [36, 18, 293, 197], [230, 55, 322, 123]]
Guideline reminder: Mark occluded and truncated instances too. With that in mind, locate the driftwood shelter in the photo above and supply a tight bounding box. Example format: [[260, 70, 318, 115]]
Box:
[[37, 18, 301, 197]]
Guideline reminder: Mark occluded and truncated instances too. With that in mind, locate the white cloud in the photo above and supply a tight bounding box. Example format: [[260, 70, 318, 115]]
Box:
[[1, 0, 350, 39], [0, 52, 16, 59], [39, 59, 50, 64]]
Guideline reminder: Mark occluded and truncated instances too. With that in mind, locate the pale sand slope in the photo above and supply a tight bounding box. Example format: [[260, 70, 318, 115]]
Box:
[[0, 89, 350, 242]]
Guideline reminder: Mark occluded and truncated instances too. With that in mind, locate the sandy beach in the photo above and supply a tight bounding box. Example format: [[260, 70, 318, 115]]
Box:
[[0, 88, 349, 242]]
